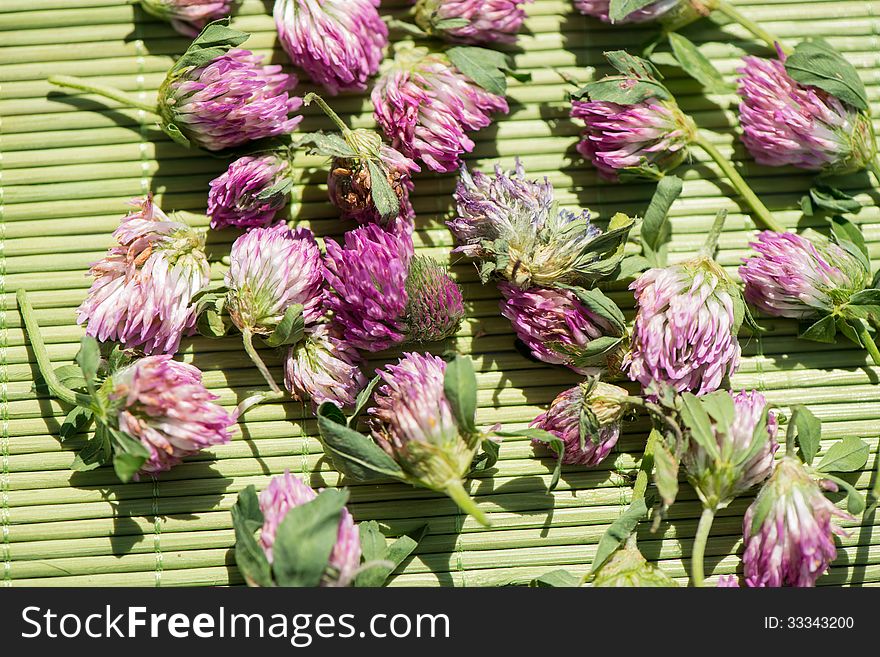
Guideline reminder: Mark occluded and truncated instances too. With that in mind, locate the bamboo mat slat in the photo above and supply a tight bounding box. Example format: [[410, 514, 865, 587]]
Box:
[[2, 0, 880, 587]]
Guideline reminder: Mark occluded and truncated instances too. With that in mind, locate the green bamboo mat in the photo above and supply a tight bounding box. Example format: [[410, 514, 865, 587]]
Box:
[[2, 0, 880, 588]]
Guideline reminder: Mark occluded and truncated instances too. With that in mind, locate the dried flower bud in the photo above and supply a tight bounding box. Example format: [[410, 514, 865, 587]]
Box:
[[77, 196, 210, 355]]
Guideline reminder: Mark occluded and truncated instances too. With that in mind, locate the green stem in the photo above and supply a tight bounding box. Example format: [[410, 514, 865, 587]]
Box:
[[713, 0, 790, 54], [699, 208, 729, 259], [236, 390, 285, 418], [852, 319, 880, 367], [693, 133, 785, 233], [16, 290, 93, 408], [444, 480, 491, 527], [691, 506, 716, 587], [48, 75, 160, 115], [303, 93, 351, 135], [869, 158, 880, 188], [632, 428, 660, 503], [241, 329, 283, 397]]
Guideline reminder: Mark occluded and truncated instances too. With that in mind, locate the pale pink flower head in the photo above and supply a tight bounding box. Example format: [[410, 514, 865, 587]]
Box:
[[208, 154, 292, 230], [624, 258, 741, 396], [110, 355, 234, 476], [372, 43, 509, 172], [160, 48, 302, 151], [737, 55, 875, 174], [138, 0, 240, 37], [743, 455, 854, 587], [413, 0, 531, 44], [284, 323, 368, 410], [274, 0, 388, 94], [224, 224, 325, 335], [76, 196, 210, 355], [530, 381, 628, 466], [258, 471, 361, 587]]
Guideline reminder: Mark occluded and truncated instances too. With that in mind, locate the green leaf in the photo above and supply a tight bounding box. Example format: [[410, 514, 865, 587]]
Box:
[[231, 486, 273, 587], [557, 285, 626, 334], [355, 524, 426, 587], [108, 426, 150, 459], [60, 406, 93, 443], [53, 364, 88, 391], [366, 159, 400, 221], [443, 354, 479, 436], [799, 315, 838, 343], [785, 38, 869, 111], [821, 473, 866, 515], [573, 77, 671, 105], [163, 122, 191, 148], [590, 498, 648, 574], [107, 346, 132, 373], [666, 33, 732, 93], [829, 215, 869, 263], [272, 489, 348, 587], [608, 0, 659, 22], [566, 336, 624, 368], [71, 424, 111, 472], [749, 489, 776, 536], [446, 46, 511, 96], [171, 19, 249, 74], [295, 131, 357, 158], [195, 293, 232, 339], [75, 336, 101, 390], [497, 428, 563, 491], [470, 437, 500, 473], [614, 254, 649, 281], [679, 393, 719, 459], [640, 175, 682, 268], [254, 176, 295, 202], [112, 452, 147, 483], [434, 17, 470, 30], [316, 402, 405, 481], [800, 186, 861, 216], [604, 51, 663, 79], [790, 405, 821, 466], [653, 437, 679, 508], [348, 375, 380, 428], [817, 436, 870, 473], [700, 391, 735, 432], [529, 569, 581, 587], [263, 304, 305, 348]]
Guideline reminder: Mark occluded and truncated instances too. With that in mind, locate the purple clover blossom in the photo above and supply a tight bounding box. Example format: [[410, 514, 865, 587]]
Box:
[[530, 382, 628, 466], [573, 0, 681, 23], [274, 0, 388, 94], [737, 55, 876, 174], [624, 258, 741, 396], [499, 283, 620, 375], [208, 154, 292, 230], [77, 196, 210, 355], [258, 471, 361, 586], [328, 144, 420, 226], [372, 43, 509, 173], [323, 223, 413, 352], [160, 48, 302, 151], [111, 355, 234, 476], [284, 323, 368, 410], [225, 224, 325, 335], [739, 231, 870, 320], [404, 256, 466, 343], [413, 0, 531, 45], [571, 97, 695, 180], [138, 0, 240, 37], [683, 390, 779, 511], [716, 575, 740, 587], [743, 455, 854, 587]]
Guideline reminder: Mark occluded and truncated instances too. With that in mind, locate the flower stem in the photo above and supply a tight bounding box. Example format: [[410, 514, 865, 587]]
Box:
[[16, 290, 93, 408], [632, 427, 660, 503], [852, 319, 880, 367], [444, 480, 491, 527], [48, 75, 160, 115], [241, 329, 283, 397], [713, 0, 790, 54], [303, 93, 351, 135], [693, 133, 785, 233], [235, 390, 285, 418], [699, 208, 729, 259], [691, 506, 716, 587]]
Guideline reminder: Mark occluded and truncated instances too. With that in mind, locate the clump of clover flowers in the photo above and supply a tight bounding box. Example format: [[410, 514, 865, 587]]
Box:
[[739, 219, 880, 366], [411, 0, 531, 45], [737, 40, 878, 182], [137, 0, 240, 37], [17, 292, 234, 482], [372, 41, 513, 173], [230, 472, 423, 587], [574, 0, 785, 51], [323, 223, 465, 352], [571, 51, 784, 232], [296, 94, 420, 227], [49, 20, 302, 151], [274, 0, 387, 95], [449, 158, 635, 374], [76, 195, 210, 356], [317, 354, 496, 526], [741, 407, 869, 587]]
